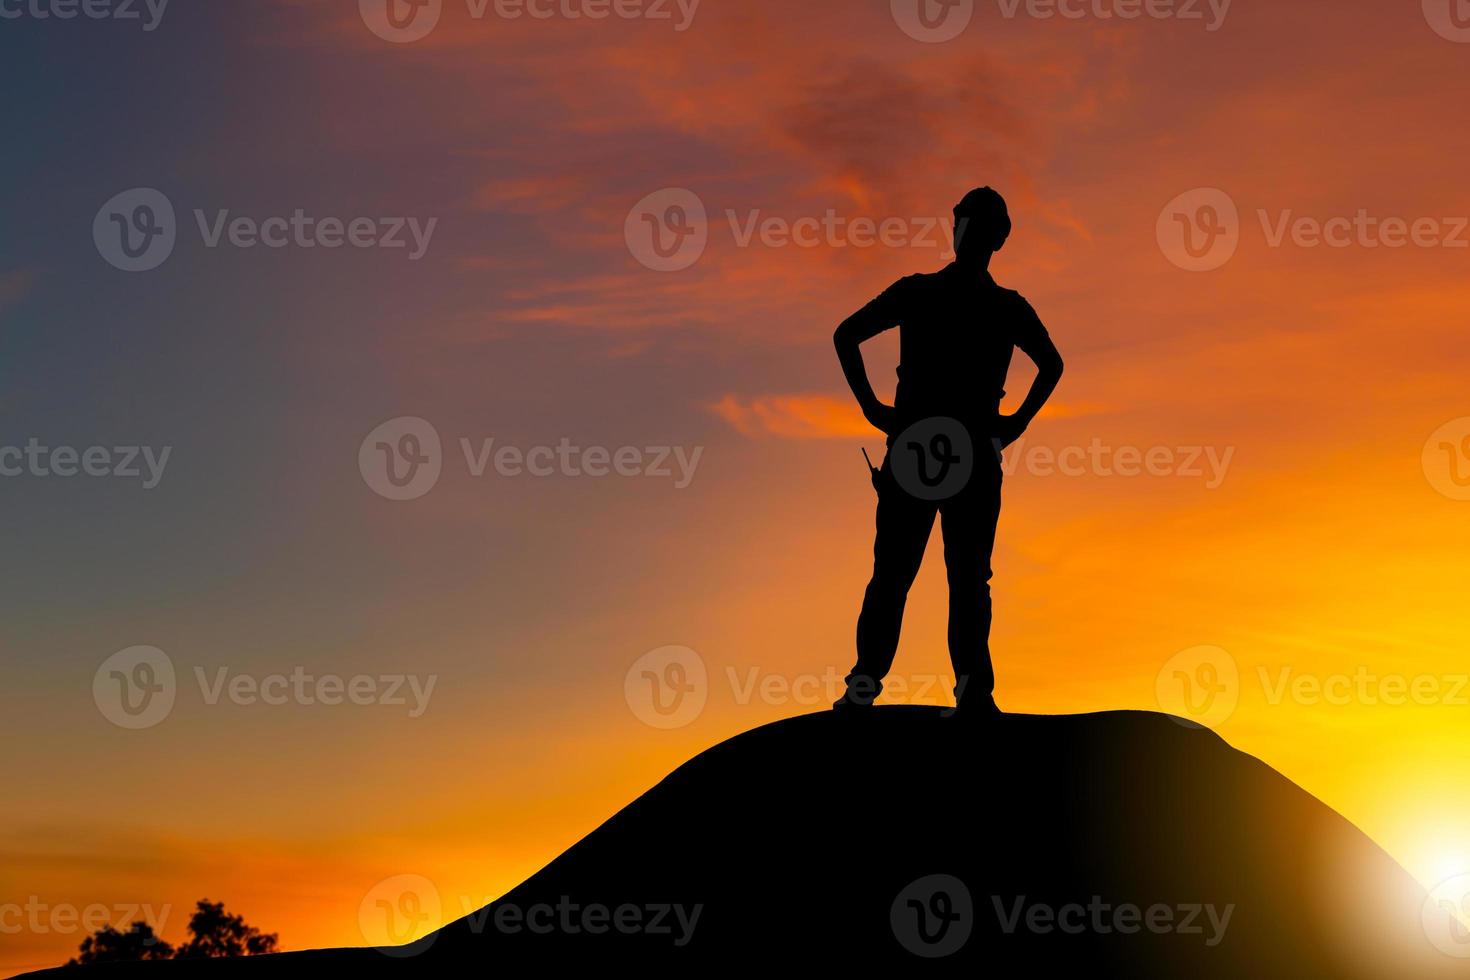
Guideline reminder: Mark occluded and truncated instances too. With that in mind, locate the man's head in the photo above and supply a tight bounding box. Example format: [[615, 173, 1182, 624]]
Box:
[[953, 186, 1011, 261]]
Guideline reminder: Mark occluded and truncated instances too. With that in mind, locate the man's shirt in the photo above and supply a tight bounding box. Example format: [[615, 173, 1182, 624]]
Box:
[[859, 264, 1052, 432]]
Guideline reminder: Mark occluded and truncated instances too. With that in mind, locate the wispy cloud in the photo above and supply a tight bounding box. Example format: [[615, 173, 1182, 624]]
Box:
[[709, 393, 872, 439]]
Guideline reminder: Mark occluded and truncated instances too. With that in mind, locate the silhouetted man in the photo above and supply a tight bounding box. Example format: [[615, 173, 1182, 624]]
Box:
[[833, 187, 1064, 716]]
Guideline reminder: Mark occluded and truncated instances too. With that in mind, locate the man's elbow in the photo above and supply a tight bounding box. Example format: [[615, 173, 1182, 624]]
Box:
[[1040, 350, 1064, 380]]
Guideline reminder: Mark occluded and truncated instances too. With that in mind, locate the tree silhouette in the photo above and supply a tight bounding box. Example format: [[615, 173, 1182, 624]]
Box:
[[68, 899, 277, 966], [173, 900, 279, 959], [69, 922, 174, 964]]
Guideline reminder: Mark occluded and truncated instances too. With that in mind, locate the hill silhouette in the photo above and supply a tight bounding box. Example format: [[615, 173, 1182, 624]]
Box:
[[24, 708, 1464, 977]]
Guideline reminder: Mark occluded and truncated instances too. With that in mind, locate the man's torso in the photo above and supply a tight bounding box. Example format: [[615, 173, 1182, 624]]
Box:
[[888, 266, 1036, 432]]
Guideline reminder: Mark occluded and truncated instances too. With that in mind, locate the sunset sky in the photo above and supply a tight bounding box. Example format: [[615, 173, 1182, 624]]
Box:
[[4, 0, 1470, 973]]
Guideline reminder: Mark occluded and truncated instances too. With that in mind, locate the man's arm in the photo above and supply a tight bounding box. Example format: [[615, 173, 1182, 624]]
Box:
[[998, 300, 1064, 447], [834, 282, 905, 435]]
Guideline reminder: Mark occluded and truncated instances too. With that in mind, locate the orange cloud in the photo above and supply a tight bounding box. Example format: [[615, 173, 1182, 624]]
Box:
[[709, 393, 873, 439], [472, 174, 589, 213]]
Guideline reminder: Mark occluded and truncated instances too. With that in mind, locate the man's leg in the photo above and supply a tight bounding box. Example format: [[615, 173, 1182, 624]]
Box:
[[939, 465, 1003, 706], [843, 468, 937, 705]]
